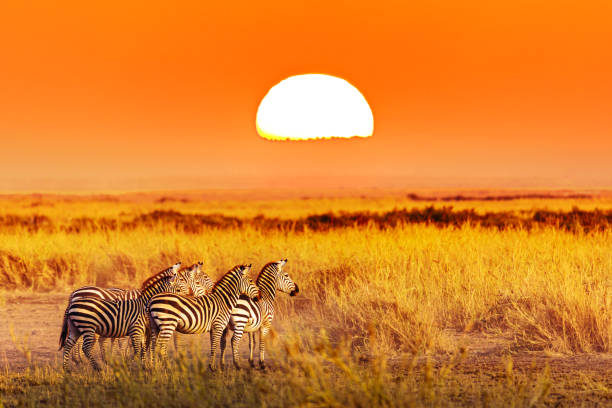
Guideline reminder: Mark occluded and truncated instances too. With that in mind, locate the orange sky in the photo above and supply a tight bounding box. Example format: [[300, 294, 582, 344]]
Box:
[[1, 0, 611, 190]]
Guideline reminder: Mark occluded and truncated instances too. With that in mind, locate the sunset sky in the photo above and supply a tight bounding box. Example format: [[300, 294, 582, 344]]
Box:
[[1, 1, 611, 190]]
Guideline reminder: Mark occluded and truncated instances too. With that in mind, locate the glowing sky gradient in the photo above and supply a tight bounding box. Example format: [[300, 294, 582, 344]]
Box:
[[1, 1, 611, 190]]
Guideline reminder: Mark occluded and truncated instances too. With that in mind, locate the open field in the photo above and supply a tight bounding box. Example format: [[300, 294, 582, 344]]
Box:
[[2, 191, 612, 406]]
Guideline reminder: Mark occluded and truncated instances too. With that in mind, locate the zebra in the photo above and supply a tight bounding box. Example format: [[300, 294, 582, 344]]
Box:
[[178, 261, 214, 297], [61, 262, 182, 361], [168, 261, 215, 351], [194, 263, 214, 295], [220, 259, 299, 369], [59, 262, 198, 370], [147, 264, 260, 371], [173, 261, 213, 297], [69, 287, 140, 362], [63, 262, 214, 360]]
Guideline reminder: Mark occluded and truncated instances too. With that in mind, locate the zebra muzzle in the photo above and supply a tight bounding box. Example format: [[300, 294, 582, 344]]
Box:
[[290, 283, 299, 296]]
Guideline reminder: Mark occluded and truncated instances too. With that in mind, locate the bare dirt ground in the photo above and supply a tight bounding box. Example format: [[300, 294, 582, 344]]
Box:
[[2, 293, 612, 406], [0, 292, 66, 371], [0, 292, 216, 371]]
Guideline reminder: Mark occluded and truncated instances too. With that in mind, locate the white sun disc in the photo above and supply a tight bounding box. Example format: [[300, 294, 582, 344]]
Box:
[[256, 74, 374, 141]]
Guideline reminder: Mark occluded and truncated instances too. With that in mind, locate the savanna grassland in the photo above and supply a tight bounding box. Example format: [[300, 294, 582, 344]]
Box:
[[2, 190, 612, 407]]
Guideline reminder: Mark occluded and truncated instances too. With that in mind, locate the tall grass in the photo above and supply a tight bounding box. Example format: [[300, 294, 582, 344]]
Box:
[[0, 332, 553, 407], [1, 220, 612, 354], [2, 196, 611, 405]]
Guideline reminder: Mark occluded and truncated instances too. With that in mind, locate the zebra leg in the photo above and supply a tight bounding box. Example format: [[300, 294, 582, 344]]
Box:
[[220, 327, 228, 369], [129, 332, 145, 365], [248, 332, 256, 368], [230, 326, 247, 369], [98, 336, 107, 363], [81, 330, 101, 371], [155, 323, 177, 362], [113, 338, 126, 357], [173, 333, 180, 353], [129, 320, 148, 364], [259, 327, 269, 370], [147, 331, 156, 365], [63, 323, 82, 371], [147, 314, 160, 365], [71, 337, 83, 363], [119, 338, 128, 357], [143, 321, 154, 366], [209, 323, 225, 372], [129, 335, 142, 363]]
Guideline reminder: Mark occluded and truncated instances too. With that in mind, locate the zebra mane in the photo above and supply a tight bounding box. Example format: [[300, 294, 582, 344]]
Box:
[[140, 266, 176, 291], [177, 263, 198, 275], [256, 262, 279, 286], [212, 265, 246, 292]]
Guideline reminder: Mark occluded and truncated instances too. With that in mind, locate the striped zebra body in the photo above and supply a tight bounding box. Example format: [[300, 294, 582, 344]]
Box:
[[65, 287, 141, 362], [70, 286, 140, 302], [62, 266, 184, 361], [148, 264, 260, 370], [72, 297, 147, 338], [220, 259, 299, 369], [167, 261, 214, 351], [59, 262, 193, 371]]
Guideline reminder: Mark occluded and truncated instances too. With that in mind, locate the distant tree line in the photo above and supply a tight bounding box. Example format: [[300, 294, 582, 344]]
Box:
[[2, 206, 612, 234]]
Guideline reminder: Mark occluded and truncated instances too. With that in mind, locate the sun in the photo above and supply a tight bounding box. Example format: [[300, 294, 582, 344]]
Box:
[[256, 74, 374, 141]]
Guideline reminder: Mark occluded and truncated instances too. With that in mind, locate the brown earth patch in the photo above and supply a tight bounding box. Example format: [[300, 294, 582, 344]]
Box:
[[1, 293, 612, 406]]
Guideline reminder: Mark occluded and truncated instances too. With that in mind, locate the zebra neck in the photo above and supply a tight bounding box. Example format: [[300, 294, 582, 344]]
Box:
[[210, 288, 240, 311], [210, 272, 243, 309], [259, 284, 277, 304], [140, 282, 169, 303], [256, 270, 277, 303]]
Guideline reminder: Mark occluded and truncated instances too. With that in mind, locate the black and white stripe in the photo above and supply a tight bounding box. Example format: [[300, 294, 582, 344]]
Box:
[[58, 262, 193, 370], [220, 259, 299, 369], [147, 264, 260, 370], [168, 262, 214, 351], [181, 261, 214, 297], [63, 285, 142, 360], [69, 286, 140, 303]]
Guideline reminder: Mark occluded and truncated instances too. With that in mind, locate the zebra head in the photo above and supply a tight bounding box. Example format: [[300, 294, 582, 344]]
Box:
[[237, 264, 260, 302], [195, 261, 214, 294], [275, 258, 299, 296], [168, 263, 201, 295], [141, 262, 188, 298], [158, 261, 182, 279]]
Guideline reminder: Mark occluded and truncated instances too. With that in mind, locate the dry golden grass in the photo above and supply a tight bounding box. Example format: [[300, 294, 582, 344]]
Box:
[[2, 195, 612, 353], [3, 190, 612, 221], [1, 334, 558, 408], [1, 193, 612, 406]]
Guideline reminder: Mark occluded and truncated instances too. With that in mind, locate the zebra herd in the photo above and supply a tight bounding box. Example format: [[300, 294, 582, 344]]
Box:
[[59, 259, 299, 371]]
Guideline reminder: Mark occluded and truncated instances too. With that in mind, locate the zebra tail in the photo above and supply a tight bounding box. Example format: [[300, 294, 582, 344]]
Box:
[[144, 320, 152, 352], [58, 308, 69, 351]]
